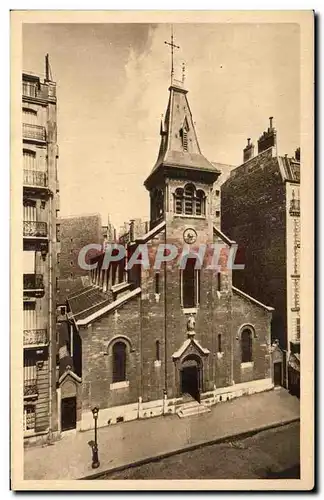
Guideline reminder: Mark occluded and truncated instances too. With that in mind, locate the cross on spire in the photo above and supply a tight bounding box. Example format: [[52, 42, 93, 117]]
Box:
[[164, 25, 180, 84]]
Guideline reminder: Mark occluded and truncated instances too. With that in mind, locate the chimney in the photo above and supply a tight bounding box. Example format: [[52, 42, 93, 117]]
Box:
[[243, 138, 255, 163], [295, 147, 300, 161], [257, 117, 277, 154]]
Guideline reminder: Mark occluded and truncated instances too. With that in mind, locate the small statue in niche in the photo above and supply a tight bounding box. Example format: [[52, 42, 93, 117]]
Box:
[[187, 314, 196, 336]]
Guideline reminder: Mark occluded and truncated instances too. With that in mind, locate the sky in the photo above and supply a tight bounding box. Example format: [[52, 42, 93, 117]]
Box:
[[23, 22, 300, 231]]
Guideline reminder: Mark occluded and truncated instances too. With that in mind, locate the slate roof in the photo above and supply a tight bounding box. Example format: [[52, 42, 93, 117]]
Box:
[[67, 286, 111, 322], [145, 83, 219, 187], [280, 155, 300, 182]]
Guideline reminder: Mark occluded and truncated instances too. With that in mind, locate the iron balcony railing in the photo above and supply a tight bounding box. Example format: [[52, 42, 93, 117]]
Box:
[[23, 170, 47, 188], [23, 221, 48, 238], [24, 379, 38, 397], [23, 274, 44, 291], [23, 123, 46, 142], [23, 329, 48, 347]]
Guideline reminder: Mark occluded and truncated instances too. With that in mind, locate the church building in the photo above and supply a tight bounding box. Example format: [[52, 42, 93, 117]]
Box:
[[58, 71, 275, 433]]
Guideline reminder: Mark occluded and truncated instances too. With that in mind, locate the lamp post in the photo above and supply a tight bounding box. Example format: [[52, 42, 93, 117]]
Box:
[[91, 406, 100, 469]]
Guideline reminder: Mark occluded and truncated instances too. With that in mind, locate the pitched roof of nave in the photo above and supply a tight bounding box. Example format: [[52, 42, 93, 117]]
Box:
[[145, 79, 220, 188]]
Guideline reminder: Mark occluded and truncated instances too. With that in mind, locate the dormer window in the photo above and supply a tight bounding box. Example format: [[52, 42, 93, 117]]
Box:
[[173, 184, 206, 216], [180, 117, 189, 151]]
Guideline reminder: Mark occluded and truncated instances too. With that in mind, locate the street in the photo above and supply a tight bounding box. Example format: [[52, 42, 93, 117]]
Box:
[[96, 422, 300, 480]]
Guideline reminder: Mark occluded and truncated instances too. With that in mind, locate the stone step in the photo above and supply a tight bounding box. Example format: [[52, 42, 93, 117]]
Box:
[[176, 402, 211, 418]]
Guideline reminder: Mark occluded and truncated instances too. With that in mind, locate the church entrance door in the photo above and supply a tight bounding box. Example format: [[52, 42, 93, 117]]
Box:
[[180, 355, 202, 402]]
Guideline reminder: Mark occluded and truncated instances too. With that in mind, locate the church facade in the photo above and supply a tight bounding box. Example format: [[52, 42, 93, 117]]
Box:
[[58, 76, 275, 433]]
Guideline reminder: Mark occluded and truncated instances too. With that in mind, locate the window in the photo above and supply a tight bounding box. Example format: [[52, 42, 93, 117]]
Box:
[[182, 258, 200, 308], [174, 184, 206, 216], [215, 210, 220, 218], [112, 342, 127, 383], [180, 119, 189, 151], [215, 189, 220, 196], [56, 224, 60, 242], [57, 253, 60, 265], [23, 108, 37, 125], [218, 334, 222, 353], [175, 188, 184, 214], [24, 405, 36, 432], [60, 306, 67, 316], [155, 273, 160, 294], [23, 81, 38, 98], [23, 149, 36, 171], [241, 329, 253, 363], [155, 340, 160, 361], [184, 184, 195, 215], [217, 272, 221, 292]]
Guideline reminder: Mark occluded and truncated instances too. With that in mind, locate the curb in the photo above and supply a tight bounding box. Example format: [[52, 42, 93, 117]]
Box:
[[80, 416, 300, 480]]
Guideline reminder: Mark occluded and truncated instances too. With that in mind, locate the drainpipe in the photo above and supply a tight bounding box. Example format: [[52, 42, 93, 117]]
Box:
[[48, 194, 53, 440], [164, 230, 167, 397]]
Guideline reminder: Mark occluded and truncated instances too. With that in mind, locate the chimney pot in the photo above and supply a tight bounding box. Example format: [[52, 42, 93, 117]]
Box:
[[247, 138, 251, 146], [269, 116, 274, 129]]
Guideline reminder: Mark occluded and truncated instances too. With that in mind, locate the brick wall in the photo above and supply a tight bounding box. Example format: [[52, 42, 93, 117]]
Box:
[[221, 148, 287, 348]]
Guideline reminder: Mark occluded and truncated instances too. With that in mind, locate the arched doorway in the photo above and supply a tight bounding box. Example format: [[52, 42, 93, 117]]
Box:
[[180, 354, 202, 402]]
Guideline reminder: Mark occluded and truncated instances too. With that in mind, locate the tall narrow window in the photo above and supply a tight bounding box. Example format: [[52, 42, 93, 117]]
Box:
[[184, 184, 195, 215], [155, 273, 160, 294], [112, 342, 127, 383], [174, 188, 184, 214], [241, 329, 253, 363], [23, 149, 36, 171], [217, 272, 221, 292], [155, 340, 160, 361], [218, 334, 222, 353], [195, 190, 205, 216], [182, 258, 199, 308]]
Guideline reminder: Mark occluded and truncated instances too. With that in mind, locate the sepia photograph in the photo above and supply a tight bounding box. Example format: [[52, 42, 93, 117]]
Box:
[[10, 10, 314, 491]]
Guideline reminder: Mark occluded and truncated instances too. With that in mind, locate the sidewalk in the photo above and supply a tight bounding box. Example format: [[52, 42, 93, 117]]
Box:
[[24, 388, 300, 480]]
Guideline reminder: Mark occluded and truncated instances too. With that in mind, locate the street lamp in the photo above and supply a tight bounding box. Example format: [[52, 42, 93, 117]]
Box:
[[91, 406, 100, 469]]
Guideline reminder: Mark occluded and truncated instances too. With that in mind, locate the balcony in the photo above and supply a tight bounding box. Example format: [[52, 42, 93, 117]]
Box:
[[23, 221, 48, 238], [23, 123, 46, 142], [289, 199, 300, 216], [23, 274, 44, 296], [23, 170, 47, 188], [24, 379, 38, 398], [24, 329, 48, 347]]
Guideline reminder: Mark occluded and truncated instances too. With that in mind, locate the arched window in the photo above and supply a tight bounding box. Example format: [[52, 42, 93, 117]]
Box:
[[174, 188, 184, 214], [180, 118, 189, 151], [112, 341, 126, 383], [182, 257, 200, 308], [174, 184, 206, 216], [196, 190, 206, 216], [184, 184, 195, 215], [241, 329, 253, 363]]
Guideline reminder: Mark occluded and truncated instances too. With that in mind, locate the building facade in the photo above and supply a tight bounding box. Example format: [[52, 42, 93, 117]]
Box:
[[57, 213, 111, 309], [22, 59, 60, 441], [57, 76, 275, 433], [221, 121, 300, 392]]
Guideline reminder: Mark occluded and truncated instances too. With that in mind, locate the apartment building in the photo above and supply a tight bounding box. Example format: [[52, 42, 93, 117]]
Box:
[[22, 56, 60, 441], [221, 119, 300, 393]]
